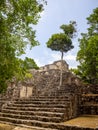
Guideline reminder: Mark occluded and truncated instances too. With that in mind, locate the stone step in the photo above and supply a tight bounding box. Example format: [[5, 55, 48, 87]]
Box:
[[1, 115, 96, 130], [11, 102, 70, 106], [81, 93, 98, 115], [0, 112, 62, 123], [0, 116, 66, 130], [34, 94, 70, 97], [0, 122, 58, 130], [15, 96, 69, 101], [13, 100, 69, 104], [10, 103, 68, 108], [14, 99, 69, 103], [25, 126, 58, 130], [2, 109, 64, 117], [18, 126, 58, 130], [81, 104, 98, 115], [82, 94, 98, 97], [82, 103, 98, 107], [4, 106, 67, 113]]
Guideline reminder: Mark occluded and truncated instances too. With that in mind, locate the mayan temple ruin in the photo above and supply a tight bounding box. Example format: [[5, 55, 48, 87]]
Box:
[[0, 60, 98, 130]]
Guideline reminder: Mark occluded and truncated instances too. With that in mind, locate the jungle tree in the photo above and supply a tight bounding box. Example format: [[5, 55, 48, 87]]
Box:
[[0, 0, 46, 92], [76, 8, 98, 84], [23, 57, 39, 70]]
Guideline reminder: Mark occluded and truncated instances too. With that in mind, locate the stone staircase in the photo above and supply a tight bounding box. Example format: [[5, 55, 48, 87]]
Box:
[[80, 85, 98, 115], [0, 94, 73, 130], [95, 85, 98, 94], [80, 93, 98, 115]]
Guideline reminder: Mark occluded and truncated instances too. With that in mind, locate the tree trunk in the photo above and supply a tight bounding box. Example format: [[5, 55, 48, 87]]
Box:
[[59, 51, 63, 87]]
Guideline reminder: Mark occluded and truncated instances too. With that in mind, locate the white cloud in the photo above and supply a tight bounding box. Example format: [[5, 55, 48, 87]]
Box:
[[65, 54, 76, 61], [51, 53, 61, 60], [34, 53, 79, 69], [50, 53, 78, 69], [51, 53, 76, 61], [34, 58, 44, 67]]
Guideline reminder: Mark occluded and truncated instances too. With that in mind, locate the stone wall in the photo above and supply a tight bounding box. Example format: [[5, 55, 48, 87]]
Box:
[[40, 60, 69, 72], [20, 86, 33, 98]]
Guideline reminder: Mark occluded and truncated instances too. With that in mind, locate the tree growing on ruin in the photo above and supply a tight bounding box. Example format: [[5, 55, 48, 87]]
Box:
[[46, 21, 76, 87]]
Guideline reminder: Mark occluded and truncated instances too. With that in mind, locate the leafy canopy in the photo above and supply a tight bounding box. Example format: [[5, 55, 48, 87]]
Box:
[[46, 33, 73, 53], [0, 0, 46, 92], [75, 8, 98, 84], [60, 21, 77, 38], [46, 21, 76, 54], [23, 57, 39, 70]]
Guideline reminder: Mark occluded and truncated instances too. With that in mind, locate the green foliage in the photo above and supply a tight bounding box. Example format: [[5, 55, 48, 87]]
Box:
[[0, 0, 45, 93], [87, 8, 98, 35], [23, 57, 39, 70], [0, 0, 46, 47], [76, 8, 98, 84], [60, 21, 77, 38], [46, 33, 73, 53], [46, 21, 76, 55]]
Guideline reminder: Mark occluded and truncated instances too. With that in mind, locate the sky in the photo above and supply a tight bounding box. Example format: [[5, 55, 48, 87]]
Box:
[[22, 0, 98, 68]]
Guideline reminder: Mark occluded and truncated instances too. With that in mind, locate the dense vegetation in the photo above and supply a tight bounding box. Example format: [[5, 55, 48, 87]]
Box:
[[72, 8, 98, 84], [0, 0, 46, 92]]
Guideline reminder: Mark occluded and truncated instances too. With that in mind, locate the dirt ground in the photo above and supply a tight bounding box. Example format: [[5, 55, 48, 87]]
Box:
[[64, 115, 98, 129]]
